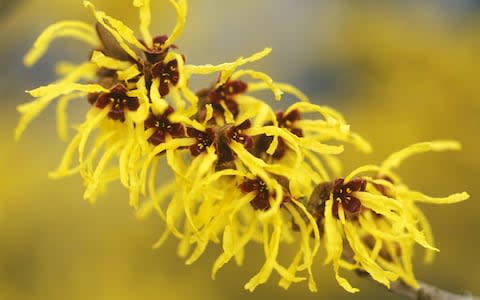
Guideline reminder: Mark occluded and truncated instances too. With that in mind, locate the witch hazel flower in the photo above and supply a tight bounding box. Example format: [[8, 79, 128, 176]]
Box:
[[16, 0, 472, 298], [308, 141, 469, 292]]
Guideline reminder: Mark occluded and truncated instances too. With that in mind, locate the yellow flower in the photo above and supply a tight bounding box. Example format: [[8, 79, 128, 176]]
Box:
[[16, 0, 469, 295], [316, 141, 469, 292], [16, 0, 191, 203], [135, 86, 369, 292]]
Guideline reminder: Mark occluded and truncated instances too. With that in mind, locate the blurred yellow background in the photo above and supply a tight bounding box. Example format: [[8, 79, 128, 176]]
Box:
[[1, 0, 479, 299]]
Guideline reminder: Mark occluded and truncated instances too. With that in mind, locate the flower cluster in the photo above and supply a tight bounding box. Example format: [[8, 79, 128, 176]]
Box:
[[16, 0, 469, 294]]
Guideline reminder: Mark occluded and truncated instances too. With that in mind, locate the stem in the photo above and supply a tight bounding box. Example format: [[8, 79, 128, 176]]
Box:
[[355, 268, 479, 300]]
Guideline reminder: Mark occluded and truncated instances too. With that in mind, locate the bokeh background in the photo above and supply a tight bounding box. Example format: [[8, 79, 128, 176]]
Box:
[[1, 0, 479, 299]]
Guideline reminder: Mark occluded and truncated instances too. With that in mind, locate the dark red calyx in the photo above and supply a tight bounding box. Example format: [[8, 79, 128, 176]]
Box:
[[253, 109, 304, 160], [215, 120, 254, 168], [240, 178, 271, 211], [207, 79, 248, 118], [144, 106, 185, 146], [227, 119, 253, 148], [88, 84, 139, 122], [151, 59, 180, 97], [142, 34, 177, 64], [331, 177, 367, 217], [240, 176, 292, 211], [187, 127, 216, 156], [276, 109, 303, 137], [209, 80, 247, 102]]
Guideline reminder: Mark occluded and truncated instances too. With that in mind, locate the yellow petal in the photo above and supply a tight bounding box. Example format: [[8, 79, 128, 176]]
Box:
[[185, 48, 271, 76], [278, 252, 304, 290], [381, 140, 461, 172], [323, 199, 359, 293], [27, 82, 107, 98], [55, 92, 85, 141], [126, 76, 151, 123], [48, 134, 82, 179], [90, 50, 132, 69], [286, 102, 346, 125], [164, 0, 188, 48], [24, 20, 97, 67], [212, 219, 257, 279], [133, 0, 153, 46], [344, 165, 381, 182], [78, 108, 110, 163], [83, 141, 123, 202], [152, 229, 170, 249], [295, 137, 344, 155], [16, 63, 98, 140], [244, 216, 282, 291], [231, 69, 283, 100], [400, 189, 469, 204], [344, 222, 398, 288], [229, 141, 268, 179], [117, 64, 141, 81], [409, 205, 436, 263], [354, 192, 403, 221]]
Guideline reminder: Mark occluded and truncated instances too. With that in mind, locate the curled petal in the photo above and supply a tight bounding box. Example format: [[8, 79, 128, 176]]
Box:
[[380, 140, 462, 172], [24, 20, 98, 67]]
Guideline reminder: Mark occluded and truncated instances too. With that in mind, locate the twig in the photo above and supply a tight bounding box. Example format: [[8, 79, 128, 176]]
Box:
[[356, 270, 479, 300]]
